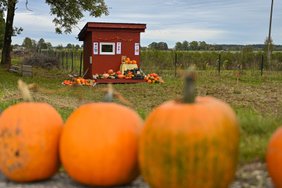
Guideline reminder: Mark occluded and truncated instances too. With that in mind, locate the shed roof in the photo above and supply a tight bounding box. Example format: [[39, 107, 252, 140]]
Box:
[[78, 22, 146, 41]]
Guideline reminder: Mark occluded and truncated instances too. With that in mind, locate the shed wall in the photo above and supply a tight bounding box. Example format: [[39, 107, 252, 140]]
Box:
[[91, 30, 141, 74]]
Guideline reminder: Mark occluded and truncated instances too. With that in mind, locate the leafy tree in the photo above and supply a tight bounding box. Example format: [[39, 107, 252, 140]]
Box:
[[175, 42, 183, 50], [182, 40, 189, 50], [148, 42, 168, 50], [75, 44, 81, 50], [190, 41, 199, 50], [22, 37, 37, 50], [157, 42, 168, 50], [37, 38, 48, 50], [199, 41, 208, 50], [0, 0, 108, 67], [148, 42, 158, 49], [45, 42, 52, 50], [55, 44, 64, 50], [0, 9, 4, 49], [66, 43, 74, 49]]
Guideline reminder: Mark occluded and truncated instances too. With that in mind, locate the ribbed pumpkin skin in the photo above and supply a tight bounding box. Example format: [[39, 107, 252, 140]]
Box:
[[139, 96, 240, 188], [60, 103, 143, 187], [0, 102, 63, 182], [266, 127, 282, 188]]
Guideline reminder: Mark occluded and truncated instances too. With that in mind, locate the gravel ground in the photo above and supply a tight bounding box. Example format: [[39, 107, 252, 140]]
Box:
[[0, 162, 274, 188]]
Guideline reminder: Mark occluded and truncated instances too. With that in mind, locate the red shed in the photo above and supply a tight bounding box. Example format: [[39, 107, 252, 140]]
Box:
[[78, 22, 146, 79]]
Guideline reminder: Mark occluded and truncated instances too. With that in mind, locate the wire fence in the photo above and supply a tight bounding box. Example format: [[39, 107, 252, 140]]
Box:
[[140, 50, 282, 76], [10, 50, 282, 77]]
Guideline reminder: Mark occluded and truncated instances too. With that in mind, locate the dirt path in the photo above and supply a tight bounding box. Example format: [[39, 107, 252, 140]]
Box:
[[0, 162, 274, 188]]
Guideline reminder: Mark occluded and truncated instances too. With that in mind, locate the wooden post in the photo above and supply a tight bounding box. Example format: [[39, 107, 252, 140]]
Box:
[[79, 51, 83, 77], [66, 52, 69, 71], [71, 51, 74, 72], [218, 53, 221, 75], [261, 54, 264, 76], [174, 51, 177, 77], [61, 52, 64, 69], [267, 0, 274, 69]]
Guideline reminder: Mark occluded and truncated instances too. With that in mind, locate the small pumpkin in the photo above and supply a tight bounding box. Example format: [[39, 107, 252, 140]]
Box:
[[0, 102, 63, 182], [108, 69, 114, 74], [139, 70, 240, 188], [266, 127, 282, 188], [117, 74, 125, 79], [60, 102, 143, 187], [102, 73, 109, 79]]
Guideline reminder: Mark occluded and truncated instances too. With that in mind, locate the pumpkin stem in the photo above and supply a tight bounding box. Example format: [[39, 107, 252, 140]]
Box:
[[183, 66, 196, 103], [102, 84, 133, 106], [103, 84, 114, 102], [18, 79, 33, 102]]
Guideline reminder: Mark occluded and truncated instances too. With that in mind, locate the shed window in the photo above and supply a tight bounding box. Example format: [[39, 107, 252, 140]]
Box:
[[100, 42, 115, 55]]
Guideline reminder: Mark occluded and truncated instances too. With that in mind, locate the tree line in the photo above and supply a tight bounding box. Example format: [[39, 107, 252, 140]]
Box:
[[18, 37, 82, 52], [146, 38, 280, 52]]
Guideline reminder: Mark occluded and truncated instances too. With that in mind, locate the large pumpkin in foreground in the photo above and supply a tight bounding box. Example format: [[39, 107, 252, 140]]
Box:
[[60, 103, 143, 187], [266, 127, 282, 188], [0, 102, 63, 182], [139, 74, 240, 188]]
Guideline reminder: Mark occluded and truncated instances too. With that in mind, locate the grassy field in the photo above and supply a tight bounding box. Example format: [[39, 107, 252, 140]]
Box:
[[0, 66, 281, 164]]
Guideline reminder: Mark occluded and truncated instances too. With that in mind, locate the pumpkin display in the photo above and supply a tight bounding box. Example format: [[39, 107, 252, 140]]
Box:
[[139, 71, 240, 188], [266, 127, 282, 188], [60, 102, 143, 187], [0, 102, 63, 182]]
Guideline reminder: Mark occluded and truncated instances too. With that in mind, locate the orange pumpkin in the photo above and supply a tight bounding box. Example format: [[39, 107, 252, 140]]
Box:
[[60, 103, 143, 187], [108, 69, 114, 74], [266, 127, 282, 188], [139, 72, 240, 188], [117, 74, 125, 79], [0, 102, 63, 182]]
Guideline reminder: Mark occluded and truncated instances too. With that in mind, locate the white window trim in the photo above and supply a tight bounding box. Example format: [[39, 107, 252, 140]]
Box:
[[99, 42, 115, 55]]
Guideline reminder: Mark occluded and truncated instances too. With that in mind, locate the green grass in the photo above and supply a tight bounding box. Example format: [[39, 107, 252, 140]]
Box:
[[0, 66, 281, 164]]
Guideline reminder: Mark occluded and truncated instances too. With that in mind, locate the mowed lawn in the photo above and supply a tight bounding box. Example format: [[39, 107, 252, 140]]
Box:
[[0, 66, 281, 164]]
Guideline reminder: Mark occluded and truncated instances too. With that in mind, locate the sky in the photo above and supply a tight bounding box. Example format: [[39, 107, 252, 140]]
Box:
[[10, 0, 282, 48]]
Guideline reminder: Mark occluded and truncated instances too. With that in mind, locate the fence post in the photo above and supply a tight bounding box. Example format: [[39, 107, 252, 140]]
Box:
[[79, 51, 83, 77], [66, 52, 69, 71], [218, 53, 221, 75], [261, 54, 264, 76], [174, 51, 178, 77], [71, 51, 74, 72], [61, 52, 64, 69]]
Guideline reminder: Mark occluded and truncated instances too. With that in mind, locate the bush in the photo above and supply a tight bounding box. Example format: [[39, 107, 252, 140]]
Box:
[[22, 53, 59, 69]]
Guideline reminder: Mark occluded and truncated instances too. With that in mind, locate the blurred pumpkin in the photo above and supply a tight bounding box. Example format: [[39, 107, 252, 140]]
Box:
[[102, 73, 109, 79], [139, 71, 240, 188], [108, 69, 114, 74], [0, 102, 63, 182], [60, 102, 143, 187], [266, 127, 282, 188], [117, 74, 125, 79]]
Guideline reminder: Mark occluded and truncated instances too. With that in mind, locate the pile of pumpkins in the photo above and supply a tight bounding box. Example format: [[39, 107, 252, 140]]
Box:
[[123, 57, 137, 64], [0, 74, 281, 188], [144, 73, 164, 84], [62, 77, 95, 86], [93, 69, 126, 80]]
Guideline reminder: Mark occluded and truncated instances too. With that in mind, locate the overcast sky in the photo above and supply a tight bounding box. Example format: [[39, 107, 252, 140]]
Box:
[[11, 0, 282, 48]]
